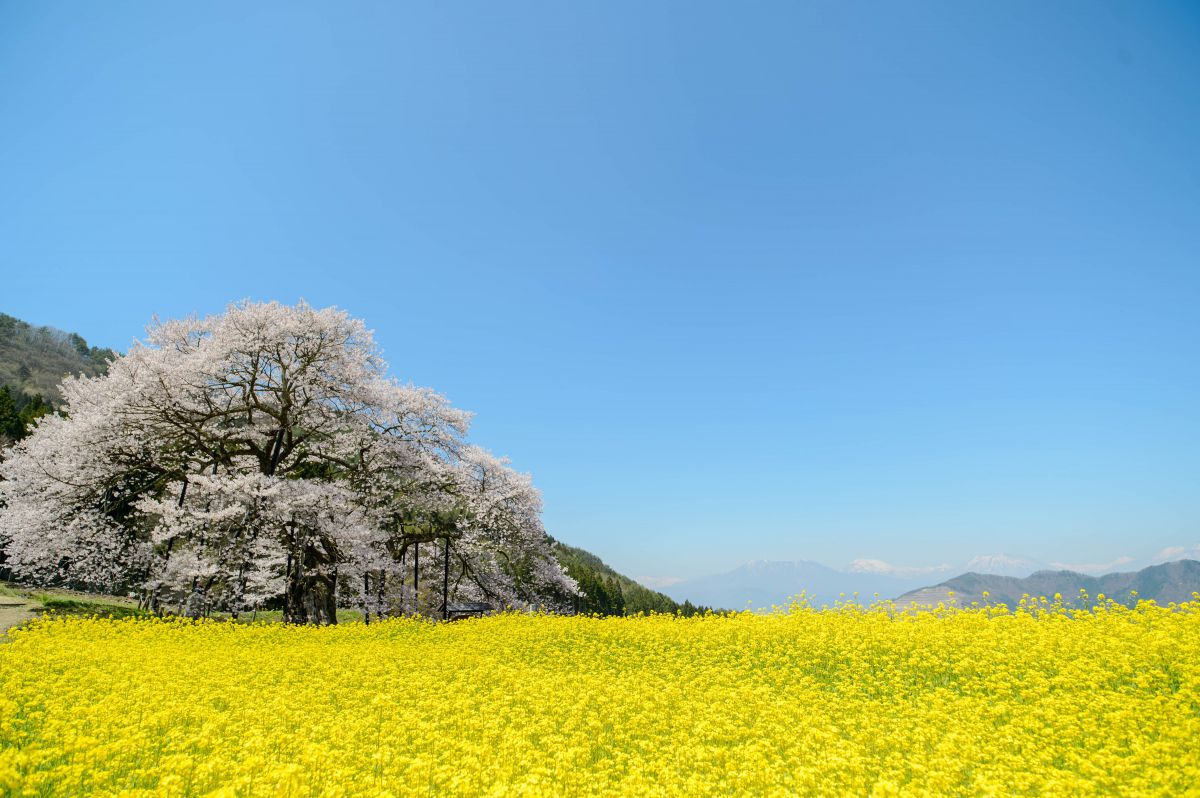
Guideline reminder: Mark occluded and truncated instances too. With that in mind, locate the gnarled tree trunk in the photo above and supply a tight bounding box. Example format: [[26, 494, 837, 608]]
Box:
[[284, 538, 338, 625]]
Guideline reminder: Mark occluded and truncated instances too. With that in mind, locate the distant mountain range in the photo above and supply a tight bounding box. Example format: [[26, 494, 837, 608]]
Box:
[[664, 560, 938, 609], [664, 557, 1200, 610], [895, 559, 1200, 608]]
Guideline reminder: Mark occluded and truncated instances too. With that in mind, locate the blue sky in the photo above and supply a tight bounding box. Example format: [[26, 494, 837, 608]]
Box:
[[2, 2, 1198, 581]]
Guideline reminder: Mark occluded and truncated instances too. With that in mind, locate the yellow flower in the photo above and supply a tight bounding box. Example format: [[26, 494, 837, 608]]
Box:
[[2, 599, 1198, 796]]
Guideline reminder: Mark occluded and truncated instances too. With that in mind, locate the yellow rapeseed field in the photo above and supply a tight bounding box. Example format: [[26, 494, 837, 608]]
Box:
[[2, 599, 1199, 797]]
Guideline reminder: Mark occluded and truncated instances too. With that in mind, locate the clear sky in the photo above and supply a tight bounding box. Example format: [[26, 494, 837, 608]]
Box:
[[2, 2, 1198, 581]]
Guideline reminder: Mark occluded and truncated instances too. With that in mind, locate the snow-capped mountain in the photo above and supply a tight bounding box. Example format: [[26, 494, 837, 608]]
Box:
[[961, 554, 1044, 578]]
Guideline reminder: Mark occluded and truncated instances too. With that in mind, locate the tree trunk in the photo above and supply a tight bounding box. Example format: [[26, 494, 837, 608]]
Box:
[[184, 588, 204, 619], [362, 572, 370, 625], [376, 571, 386, 623], [284, 539, 338, 625], [185, 577, 203, 619], [285, 568, 337, 625]]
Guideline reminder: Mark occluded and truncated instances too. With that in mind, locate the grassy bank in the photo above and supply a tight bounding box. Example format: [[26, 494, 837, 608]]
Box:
[[0, 583, 145, 636]]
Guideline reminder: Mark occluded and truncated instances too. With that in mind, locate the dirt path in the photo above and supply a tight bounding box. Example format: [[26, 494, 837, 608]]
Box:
[[0, 599, 39, 637]]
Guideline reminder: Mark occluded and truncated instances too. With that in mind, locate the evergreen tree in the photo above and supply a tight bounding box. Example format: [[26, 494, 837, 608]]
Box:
[[0, 385, 23, 444], [606, 576, 626, 615], [67, 332, 90, 358], [16, 393, 51, 433]]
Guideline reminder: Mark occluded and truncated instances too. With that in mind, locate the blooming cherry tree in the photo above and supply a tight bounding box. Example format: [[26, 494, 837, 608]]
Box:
[[0, 300, 576, 622]]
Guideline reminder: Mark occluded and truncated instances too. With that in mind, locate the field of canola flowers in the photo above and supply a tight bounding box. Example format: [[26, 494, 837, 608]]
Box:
[[2, 599, 1199, 797]]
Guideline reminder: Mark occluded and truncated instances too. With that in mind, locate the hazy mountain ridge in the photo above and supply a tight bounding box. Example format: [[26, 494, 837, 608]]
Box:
[[960, 554, 1045, 577], [897, 559, 1200, 608], [664, 557, 1200, 610], [665, 560, 939, 609]]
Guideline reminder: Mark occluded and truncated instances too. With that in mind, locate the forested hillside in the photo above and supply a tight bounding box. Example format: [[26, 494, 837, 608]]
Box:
[[0, 313, 115, 443], [553, 541, 714, 616]]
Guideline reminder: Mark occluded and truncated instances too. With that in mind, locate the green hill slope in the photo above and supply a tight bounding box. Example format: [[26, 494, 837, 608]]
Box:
[[0, 313, 114, 399], [553, 541, 712, 616], [0, 313, 115, 441]]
